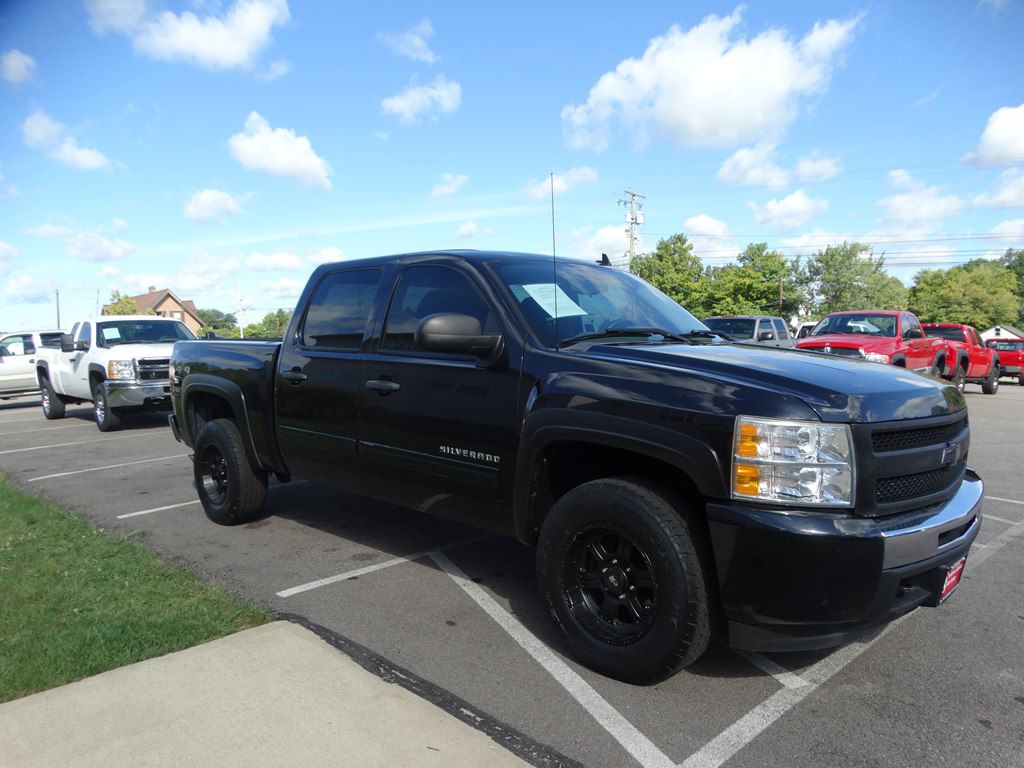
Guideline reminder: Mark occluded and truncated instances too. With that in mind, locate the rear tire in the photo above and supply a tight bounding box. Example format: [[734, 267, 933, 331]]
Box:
[[536, 477, 712, 684], [92, 381, 123, 431], [40, 376, 65, 420], [193, 418, 267, 525], [1018, 373, 1024, 387], [951, 365, 966, 392], [982, 367, 1000, 395]]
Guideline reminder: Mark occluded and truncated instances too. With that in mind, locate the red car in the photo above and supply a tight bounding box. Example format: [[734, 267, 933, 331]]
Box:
[[922, 323, 999, 393], [797, 311, 950, 373], [986, 338, 1024, 385]]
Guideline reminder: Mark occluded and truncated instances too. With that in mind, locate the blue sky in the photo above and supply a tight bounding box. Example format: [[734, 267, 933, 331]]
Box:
[[1, 0, 1023, 330]]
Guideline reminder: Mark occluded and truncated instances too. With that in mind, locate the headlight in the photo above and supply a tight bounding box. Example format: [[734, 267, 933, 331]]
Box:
[[732, 416, 854, 507], [863, 351, 890, 364], [107, 360, 136, 380]]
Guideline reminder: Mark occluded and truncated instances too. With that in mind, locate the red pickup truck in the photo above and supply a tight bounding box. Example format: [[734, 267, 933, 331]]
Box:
[[986, 338, 1024, 385], [797, 310, 951, 374], [922, 323, 999, 393]]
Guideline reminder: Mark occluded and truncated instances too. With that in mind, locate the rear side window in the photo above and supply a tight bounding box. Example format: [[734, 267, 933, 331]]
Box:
[[382, 265, 496, 353], [302, 268, 382, 350], [772, 318, 789, 339], [79, 322, 92, 348], [39, 333, 63, 348]]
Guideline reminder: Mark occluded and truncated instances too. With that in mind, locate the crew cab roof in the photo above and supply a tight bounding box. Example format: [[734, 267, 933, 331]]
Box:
[[314, 249, 568, 271]]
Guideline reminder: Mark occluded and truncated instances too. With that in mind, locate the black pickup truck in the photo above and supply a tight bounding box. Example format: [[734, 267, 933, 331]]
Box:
[[169, 250, 983, 683]]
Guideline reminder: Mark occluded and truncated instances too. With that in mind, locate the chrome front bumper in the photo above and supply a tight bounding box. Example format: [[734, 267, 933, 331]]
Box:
[[103, 380, 172, 409]]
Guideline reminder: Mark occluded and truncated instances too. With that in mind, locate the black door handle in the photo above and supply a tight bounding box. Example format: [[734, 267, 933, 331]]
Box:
[[281, 370, 307, 384], [365, 379, 400, 394]]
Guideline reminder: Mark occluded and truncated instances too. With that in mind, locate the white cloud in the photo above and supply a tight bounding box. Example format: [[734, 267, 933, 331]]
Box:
[[24, 221, 134, 262], [749, 189, 828, 228], [259, 59, 292, 81], [524, 166, 598, 199], [878, 170, 964, 225], [571, 224, 638, 268], [379, 19, 438, 64], [780, 228, 853, 256], [21, 109, 112, 170], [229, 111, 332, 189], [561, 10, 860, 151], [184, 188, 244, 221], [684, 214, 735, 259], [911, 89, 939, 108], [308, 246, 344, 264], [3, 273, 54, 302], [245, 250, 305, 270], [85, 0, 149, 35], [979, 0, 1010, 12], [0, 240, 18, 275], [990, 219, 1024, 253], [718, 140, 840, 188], [684, 213, 729, 237], [175, 249, 241, 294], [0, 164, 19, 198], [89, 0, 291, 72], [2, 49, 36, 84], [381, 75, 461, 124], [430, 172, 468, 198], [261, 277, 303, 302], [974, 168, 1024, 208], [456, 221, 478, 238], [965, 102, 1024, 165], [111, 217, 128, 231]]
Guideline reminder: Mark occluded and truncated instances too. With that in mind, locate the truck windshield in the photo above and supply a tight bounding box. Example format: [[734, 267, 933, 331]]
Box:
[[97, 320, 196, 347], [811, 314, 896, 338], [492, 260, 711, 349], [924, 326, 967, 341], [703, 317, 755, 339]]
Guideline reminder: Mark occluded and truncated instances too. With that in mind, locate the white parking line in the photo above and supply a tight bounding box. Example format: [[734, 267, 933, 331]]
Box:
[[986, 495, 1024, 506], [0, 433, 152, 456], [733, 651, 810, 690], [983, 513, 1016, 524], [680, 509, 1024, 768], [431, 550, 677, 768], [28, 454, 190, 482], [276, 535, 488, 598], [0, 422, 96, 437], [117, 500, 201, 519]]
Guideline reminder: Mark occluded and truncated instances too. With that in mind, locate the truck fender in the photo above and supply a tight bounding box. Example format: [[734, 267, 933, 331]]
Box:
[[890, 354, 907, 368], [34, 358, 50, 385], [87, 363, 107, 386], [180, 374, 262, 472], [512, 408, 727, 544], [955, 349, 969, 375]]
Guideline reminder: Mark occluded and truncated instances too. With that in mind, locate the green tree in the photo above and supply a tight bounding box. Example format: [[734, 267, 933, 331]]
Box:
[[243, 309, 293, 339], [805, 242, 896, 315], [630, 234, 713, 316], [909, 260, 1018, 329], [196, 308, 238, 334], [102, 290, 138, 315], [862, 271, 909, 311], [999, 247, 1024, 323], [704, 243, 807, 318]]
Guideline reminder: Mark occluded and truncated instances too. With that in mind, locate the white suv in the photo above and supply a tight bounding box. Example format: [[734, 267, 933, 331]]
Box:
[[35, 315, 196, 431], [0, 330, 64, 399]]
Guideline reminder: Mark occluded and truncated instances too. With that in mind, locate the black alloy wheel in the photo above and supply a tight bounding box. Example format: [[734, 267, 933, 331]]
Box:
[[199, 445, 230, 507], [563, 525, 658, 645]]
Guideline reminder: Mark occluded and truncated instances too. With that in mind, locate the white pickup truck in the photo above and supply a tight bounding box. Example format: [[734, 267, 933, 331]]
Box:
[[0, 329, 65, 399], [35, 315, 196, 431]]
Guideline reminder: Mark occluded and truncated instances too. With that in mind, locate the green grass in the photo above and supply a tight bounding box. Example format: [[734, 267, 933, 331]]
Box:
[[0, 474, 269, 703]]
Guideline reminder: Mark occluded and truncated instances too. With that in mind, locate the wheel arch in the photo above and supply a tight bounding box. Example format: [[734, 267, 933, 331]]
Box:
[[181, 375, 261, 472]]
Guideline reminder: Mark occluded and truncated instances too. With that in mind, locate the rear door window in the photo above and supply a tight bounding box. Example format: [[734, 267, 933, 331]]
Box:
[[772, 318, 788, 339], [302, 268, 382, 350]]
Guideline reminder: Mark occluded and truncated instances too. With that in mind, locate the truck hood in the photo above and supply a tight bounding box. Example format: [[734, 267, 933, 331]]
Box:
[[797, 333, 897, 352], [581, 342, 964, 423], [103, 342, 178, 360]]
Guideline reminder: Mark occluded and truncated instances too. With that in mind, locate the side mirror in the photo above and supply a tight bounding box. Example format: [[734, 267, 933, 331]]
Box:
[[415, 313, 501, 357], [906, 328, 924, 340], [60, 333, 75, 353], [758, 330, 776, 341], [75, 339, 89, 351]]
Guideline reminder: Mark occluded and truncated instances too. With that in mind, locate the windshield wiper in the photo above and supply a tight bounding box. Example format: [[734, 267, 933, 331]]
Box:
[[684, 329, 732, 342], [559, 327, 696, 348]]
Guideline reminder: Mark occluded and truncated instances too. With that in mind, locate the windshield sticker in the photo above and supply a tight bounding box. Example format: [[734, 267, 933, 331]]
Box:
[[102, 327, 122, 341], [522, 284, 587, 319]]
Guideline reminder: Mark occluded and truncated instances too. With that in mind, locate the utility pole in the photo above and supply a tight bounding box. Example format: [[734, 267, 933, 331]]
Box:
[[55, 289, 61, 328], [779, 274, 784, 312], [618, 189, 645, 272], [95, 289, 100, 316], [235, 284, 245, 339]]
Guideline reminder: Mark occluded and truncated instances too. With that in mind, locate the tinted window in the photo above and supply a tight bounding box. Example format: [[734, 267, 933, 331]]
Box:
[[97, 320, 195, 346], [925, 326, 966, 341], [303, 268, 381, 350], [902, 314, 923, 338], [80, 322, 92, 348], [772, 318, 788, 339], [383, 265, 495, 352], [703, 317, 756, 339], [39, 332, 63, 348]]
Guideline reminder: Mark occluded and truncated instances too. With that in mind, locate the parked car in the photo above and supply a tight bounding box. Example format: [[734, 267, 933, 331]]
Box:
[[922, 323, 999, 393], [35, 315, 196, 431], [169, 251, 982, 684], [0, 329, 64, 399], [986, 339, 1024, 385], [797, 311, 950, 373], [796, 321, 817, 339], [701, 315, 796, 347]]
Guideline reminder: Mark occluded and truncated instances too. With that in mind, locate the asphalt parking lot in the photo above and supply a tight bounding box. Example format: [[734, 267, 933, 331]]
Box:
[[2, 384, 1023, 768]]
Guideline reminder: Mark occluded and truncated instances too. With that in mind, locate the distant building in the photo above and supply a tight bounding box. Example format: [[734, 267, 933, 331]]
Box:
[[980, 324, 1024, 342], [104, 286, 204, 334]]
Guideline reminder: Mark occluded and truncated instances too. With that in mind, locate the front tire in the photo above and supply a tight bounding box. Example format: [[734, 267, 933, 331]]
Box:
[[536, 477, 712, 684], [951, 365, 966, 392], [40, 376, 65, 420], [982, 367, 1000, 395], [92, 381, 122, 431], [193, 418, 267, 525]]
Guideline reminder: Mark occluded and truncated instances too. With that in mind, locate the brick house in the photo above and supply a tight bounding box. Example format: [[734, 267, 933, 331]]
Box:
[[107, 286, 204, 334]]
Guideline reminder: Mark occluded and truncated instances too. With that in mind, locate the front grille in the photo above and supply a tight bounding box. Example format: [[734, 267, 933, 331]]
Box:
[[825, 347, 864, 358], [875, 461, 966, 503], [872, 415, 968, 453], [136, 358, 170, 381]]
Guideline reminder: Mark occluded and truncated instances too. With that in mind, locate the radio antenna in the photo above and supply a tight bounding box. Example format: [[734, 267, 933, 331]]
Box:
[[550, 171, 558, 345]]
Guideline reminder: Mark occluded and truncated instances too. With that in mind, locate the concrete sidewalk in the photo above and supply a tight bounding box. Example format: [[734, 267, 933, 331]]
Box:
[[0, 621, 529, 768]]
